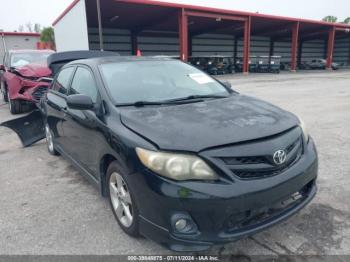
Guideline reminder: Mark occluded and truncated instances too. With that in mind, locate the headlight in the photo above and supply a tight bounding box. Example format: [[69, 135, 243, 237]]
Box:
[[298, 117, 309, 142], [136, 148, 218, 181]]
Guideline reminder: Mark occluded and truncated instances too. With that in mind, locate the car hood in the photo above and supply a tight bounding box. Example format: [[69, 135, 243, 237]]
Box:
[[120, 95, 299, 152], [15, 63, 52, 78]]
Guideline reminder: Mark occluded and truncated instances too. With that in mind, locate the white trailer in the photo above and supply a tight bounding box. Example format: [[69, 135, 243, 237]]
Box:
[[53, 0, 90, 52]]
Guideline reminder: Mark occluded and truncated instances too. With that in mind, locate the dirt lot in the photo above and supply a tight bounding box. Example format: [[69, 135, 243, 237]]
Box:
[[0, 70, 349, 257]]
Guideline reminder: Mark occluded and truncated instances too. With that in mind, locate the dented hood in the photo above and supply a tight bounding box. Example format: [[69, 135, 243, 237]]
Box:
[[120, 95, 299, 152], [16, 63, 52, 78]]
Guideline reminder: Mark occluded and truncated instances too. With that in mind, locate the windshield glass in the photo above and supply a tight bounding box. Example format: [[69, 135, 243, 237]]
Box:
[[99, 60, 230, 105], [10, 52, 53, 67]]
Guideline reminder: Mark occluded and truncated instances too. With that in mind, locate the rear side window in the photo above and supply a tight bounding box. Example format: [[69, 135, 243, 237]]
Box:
[[53, 67, 75, 95], [70, 67, 98, 103]]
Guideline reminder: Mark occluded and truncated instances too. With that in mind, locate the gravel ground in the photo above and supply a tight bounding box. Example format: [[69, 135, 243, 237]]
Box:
[[0, 70, 349, 257]]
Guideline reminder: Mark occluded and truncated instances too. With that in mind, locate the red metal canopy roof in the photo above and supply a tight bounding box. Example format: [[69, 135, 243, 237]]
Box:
[[53, 0, 350, 31]]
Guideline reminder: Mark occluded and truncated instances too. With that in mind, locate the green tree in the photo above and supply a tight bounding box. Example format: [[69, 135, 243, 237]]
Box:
[[322, 16, 338, 23], [40, 27, 55, 43], [343, 17, 350, 24], [40, 27, 55, 49]]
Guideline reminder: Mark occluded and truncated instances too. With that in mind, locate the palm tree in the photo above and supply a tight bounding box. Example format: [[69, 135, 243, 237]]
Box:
[[322, 16, 338, 23]]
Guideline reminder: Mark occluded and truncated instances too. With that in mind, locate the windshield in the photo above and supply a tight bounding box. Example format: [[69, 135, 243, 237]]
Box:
[[10, 52, 53, 67], [99, 60, 230, 105]]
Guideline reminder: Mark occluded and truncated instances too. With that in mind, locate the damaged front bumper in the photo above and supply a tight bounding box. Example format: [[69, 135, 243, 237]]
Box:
[[0, 110, 45, 147]]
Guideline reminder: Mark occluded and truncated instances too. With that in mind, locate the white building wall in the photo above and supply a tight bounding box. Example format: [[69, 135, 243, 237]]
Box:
[[54, 0, 89, 52], [0, 35, 40, 63]]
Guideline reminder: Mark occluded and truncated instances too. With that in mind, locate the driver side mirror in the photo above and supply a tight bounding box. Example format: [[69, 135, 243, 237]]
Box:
[[67, 94, 94, 110], [222, 81, 232, 89]]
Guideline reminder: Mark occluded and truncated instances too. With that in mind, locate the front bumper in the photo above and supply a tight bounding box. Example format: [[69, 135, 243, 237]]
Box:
[[9, 77, 50, 103], [129, 138, 318, 252]]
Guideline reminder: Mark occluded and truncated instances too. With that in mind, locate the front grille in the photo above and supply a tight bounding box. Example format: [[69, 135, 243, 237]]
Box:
[[227, 137, 303, 180], [222, 156, 266, 165], [202, 127, 304, 181], [32, 86, 48, 102]]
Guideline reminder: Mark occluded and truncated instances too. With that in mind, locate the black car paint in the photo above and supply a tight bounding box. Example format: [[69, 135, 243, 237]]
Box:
[[120, 95, 299, 152], [39, 57, 317, 251]]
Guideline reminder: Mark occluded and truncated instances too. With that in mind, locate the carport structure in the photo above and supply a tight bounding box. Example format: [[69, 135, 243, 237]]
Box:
[[53, 0, 350, 73]]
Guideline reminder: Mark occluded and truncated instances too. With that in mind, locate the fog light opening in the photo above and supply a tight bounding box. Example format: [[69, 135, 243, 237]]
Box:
[[172, 214, 198, 235], [175, 219, 188, 232]]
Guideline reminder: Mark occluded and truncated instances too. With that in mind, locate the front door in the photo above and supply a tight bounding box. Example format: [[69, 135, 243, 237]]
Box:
[[46, 66, 76, 147], [61, 66, 103, 177]]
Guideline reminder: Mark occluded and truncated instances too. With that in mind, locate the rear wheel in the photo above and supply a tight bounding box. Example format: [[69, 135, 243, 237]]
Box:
[[107, 161, 139, 237]]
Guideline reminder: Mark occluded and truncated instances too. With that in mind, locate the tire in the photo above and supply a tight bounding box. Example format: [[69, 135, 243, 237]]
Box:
[[107, 161, 139, 237], [45, 123, 59, 156], [1, 81, 8, 102], [8, 93, 24, 114]]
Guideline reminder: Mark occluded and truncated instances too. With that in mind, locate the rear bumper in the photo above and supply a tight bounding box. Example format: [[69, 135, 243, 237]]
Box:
[[130, 138, 318, 251]]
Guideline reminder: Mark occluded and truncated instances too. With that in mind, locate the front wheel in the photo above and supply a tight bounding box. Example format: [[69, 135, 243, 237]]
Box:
[[45, 123, 59, 155], [8, 93, 24, 114], [107, 161, 139, 237]]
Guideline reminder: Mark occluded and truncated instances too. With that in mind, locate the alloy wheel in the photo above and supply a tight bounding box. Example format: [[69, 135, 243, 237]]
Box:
[[109, 172, 133, 228], [45, 124, 54, 152]]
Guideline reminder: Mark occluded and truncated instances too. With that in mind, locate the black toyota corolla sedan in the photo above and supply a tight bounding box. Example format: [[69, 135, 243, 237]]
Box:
[[41, 56, 317, 251]]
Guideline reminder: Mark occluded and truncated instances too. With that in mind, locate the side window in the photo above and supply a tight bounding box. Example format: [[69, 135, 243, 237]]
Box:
[[53, 67, 75, 95], [70, 67, 98, 103]]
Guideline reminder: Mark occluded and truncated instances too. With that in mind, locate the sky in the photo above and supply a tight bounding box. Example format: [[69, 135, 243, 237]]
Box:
[[0, 0, 350, 32]]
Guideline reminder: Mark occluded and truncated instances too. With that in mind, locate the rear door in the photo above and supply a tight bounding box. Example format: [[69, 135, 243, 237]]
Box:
[[46, 66, 76, 147], [61, 65, 103, 177]]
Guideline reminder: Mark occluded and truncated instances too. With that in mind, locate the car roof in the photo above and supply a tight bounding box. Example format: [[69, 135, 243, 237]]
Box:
[[67, 56, 176, 67]]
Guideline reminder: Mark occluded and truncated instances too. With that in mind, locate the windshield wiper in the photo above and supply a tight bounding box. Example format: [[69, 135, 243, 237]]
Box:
[[166, 94, 229, 103], [117, 101, 165, 107], [116, 95, 229, 107]]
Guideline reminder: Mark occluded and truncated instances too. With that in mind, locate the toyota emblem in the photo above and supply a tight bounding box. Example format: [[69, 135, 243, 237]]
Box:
[[273, 150, 287, 165]]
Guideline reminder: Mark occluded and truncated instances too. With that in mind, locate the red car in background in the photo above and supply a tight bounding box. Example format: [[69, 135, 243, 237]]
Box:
[[0, 49, 55, 114]]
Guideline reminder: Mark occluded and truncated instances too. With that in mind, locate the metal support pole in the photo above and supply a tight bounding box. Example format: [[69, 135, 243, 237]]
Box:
[[290, 22, 300, 72], [243, 16, 251, 74], [1, 32, 7, 53], [326, 26, 336, 69], [131, 32, 138, 55], [269, 38, 274, 64], [178, 8, 188, 62], [96, 0, 104, 51]]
